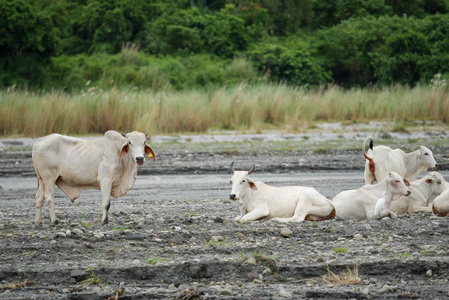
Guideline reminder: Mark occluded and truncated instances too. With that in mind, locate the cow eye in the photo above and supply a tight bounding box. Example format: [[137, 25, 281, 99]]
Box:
[[424, 153, 429, 156], [241, 180, 245, 184], [129, 141, 132, 146]]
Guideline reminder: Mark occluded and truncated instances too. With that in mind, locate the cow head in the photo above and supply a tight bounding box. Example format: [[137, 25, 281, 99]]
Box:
[[417, 146, 438, 169], [229, 161, 257, 201], [424, 172, 445, 199], [120, 131, 156, 165], [387, 172, 411, 197]]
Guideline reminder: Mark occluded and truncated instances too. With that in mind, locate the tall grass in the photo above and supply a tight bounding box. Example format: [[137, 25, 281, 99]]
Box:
[[1, 83, 448, 137]]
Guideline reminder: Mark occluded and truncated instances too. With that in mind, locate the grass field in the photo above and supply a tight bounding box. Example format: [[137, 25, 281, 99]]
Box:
[[1, 83, 448, 137]]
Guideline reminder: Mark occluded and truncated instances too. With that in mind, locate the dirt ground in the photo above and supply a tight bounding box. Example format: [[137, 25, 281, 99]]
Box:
[[1, 129, 449, 299]]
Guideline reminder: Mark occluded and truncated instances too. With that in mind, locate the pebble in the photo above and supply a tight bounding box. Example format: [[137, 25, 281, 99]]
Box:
[[221, 288, 232, 295], [72, 228, 84, 236], [56, 232, 66, 238], [263, 268, 272, 276], [279, 287, 292, 298], [354, 234, 363, 240], [280, 227, 293, 238], [426, 270, 432, 277]]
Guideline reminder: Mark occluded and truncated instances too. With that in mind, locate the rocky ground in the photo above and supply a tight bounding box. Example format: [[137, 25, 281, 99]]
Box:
[[1, 126, 449, 299]]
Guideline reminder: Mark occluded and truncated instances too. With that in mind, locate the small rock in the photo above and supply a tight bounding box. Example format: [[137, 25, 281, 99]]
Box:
[[245, 257, 257, 265], [263, 268, 272, 276], [221, 289, 232, 296], [72, 228, 84, 236], [280, 227, 293, 238], [210, 235, 224, 242], [376, 285, 395, 294], [316, 257, 324, 263], [55, 232, 66, 238], [354, 234, 363, 240], [236, 233, 244, 239], [279, 287, 292, 298], [426, 270, 432, 277], [213, 217, 224, 223]]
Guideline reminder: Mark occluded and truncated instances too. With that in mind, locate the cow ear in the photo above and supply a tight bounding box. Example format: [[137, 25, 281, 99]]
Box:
[[145, 144, 157, 162], [120, 144, 129, 159], [403, 179, 410, 186], [248, 179, 257, 190]]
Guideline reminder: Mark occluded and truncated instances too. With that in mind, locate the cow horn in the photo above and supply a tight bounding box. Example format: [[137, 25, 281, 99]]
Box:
[[248, 164, 255, 175], [230, 161, 235, 173], [145, 133, 149, 139]]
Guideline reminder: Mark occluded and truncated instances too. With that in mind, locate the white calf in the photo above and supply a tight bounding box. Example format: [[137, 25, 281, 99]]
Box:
[[362, 137, 438, 184], [390, 172, 446, 214], [228, 162, 335, 223], [333, 172, 411, 220]]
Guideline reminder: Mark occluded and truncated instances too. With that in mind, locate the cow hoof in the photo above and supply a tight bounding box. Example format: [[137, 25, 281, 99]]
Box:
[[102, 218, 109, 225]]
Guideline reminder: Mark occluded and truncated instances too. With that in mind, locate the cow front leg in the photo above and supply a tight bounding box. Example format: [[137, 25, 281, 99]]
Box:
[[100, 181, 112, 225], [240, 206, 269, 222]]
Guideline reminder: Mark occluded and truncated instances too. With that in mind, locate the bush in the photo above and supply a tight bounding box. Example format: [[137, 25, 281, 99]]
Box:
[[248, 43, 331, 86]]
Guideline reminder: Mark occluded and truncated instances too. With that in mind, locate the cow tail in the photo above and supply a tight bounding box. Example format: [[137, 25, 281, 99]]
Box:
[[363, 137, 376, 181], [432, 202, 449, 217]]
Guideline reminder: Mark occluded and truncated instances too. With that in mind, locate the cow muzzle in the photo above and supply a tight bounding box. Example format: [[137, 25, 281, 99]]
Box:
[[405, 190, 411, 196], [229, 194, 238, 201], [136, 156, 145, 165]]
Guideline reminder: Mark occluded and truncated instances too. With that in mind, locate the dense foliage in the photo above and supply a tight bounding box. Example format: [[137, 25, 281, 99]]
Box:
[[2, 0, 449, 90]]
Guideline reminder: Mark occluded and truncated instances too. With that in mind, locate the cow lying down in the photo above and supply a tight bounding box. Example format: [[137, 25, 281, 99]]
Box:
[[432, 188, 449, 217], [228, 162, 335, 223], [32, 130, 156, 226], [390, 171, 446, 214], [333, 172, 411, 220]]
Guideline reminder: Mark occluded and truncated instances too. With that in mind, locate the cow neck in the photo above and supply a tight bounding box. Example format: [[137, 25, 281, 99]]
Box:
[[402, 150, 420, 178], [382, 191, 394, 209], [241, 188, 253, 216]]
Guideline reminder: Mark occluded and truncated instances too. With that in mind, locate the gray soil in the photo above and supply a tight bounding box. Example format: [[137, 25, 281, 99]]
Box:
[[1, 126, 449, 299]]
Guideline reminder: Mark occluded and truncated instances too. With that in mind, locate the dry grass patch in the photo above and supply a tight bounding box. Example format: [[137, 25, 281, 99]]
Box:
[[1, 279, 35, 290], [318, 265, 364, 286]]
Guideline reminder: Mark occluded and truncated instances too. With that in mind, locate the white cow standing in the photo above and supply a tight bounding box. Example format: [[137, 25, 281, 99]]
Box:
[[32, 130, 156, 226], [333, 172, 411, 220], [362, 137, 438, 185], [228, 162, 335, 223], [390, 171, 446, 214]]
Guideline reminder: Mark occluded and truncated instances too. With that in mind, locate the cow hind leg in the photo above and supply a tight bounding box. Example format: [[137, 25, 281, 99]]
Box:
[[291, 200, 334, 222], [35, 177, 45, 226], [42, 179, 58, 226]]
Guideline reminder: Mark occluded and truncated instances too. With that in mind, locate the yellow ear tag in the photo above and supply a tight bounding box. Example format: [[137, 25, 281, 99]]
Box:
[[148, 152, 153, 158]]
